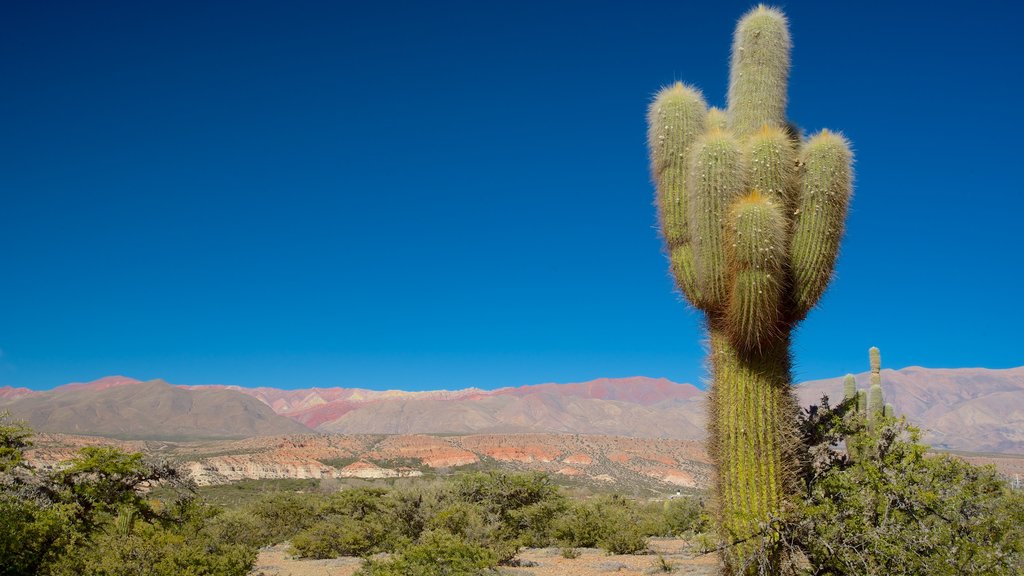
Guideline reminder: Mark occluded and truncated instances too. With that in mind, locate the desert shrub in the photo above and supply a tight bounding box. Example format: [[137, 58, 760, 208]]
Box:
[[453, 471, 563, 522], [560, 546, 581, 559], [426, 501, 519, 564], [356, 530, 497, 576], [321, 486, 391, 519], [552, 501, 605, 548], [291, 515, 383, 559], [789, 397, 1024, 575], [661, 497, 708, 536], [0, 416, 256, 576], [53, 520, 255, 576], [595, 503, 648, 555], [0, 496, 83, 576], [386, 484, 440, 540], [206, 491, 320, 548], [552, 496, 648, 554]]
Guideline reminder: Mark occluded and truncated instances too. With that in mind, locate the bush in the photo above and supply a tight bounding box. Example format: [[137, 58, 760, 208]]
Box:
[[356, 530, 497, 576], [291, 515, 381, 559], [0, 416, 256, 576], [57, 521, 256, 576], [207, 490, 322, 549], [662, 497, 708, 536], [552, 497, 648, 554], [790, 396, 1024, 575]]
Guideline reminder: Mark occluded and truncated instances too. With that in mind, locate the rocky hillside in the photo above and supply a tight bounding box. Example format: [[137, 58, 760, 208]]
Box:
[[27, 432, 711, 492]]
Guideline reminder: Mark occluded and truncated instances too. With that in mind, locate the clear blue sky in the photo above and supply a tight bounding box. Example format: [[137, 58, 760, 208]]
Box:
[[2, 1, 1022, 391]]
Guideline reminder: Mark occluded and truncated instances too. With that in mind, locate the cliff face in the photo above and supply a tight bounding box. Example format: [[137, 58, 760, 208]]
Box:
[[26, 433, 711, 490]]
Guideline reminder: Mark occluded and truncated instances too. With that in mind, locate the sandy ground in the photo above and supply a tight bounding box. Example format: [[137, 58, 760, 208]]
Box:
[[251, 538, 720, 575]]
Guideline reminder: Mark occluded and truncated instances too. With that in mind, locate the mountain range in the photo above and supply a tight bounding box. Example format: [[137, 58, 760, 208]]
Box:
[[3, 366, 1023, 453]]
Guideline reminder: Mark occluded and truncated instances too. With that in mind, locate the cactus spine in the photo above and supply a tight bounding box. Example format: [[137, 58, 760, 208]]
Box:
[[647, 6, 853, 574]]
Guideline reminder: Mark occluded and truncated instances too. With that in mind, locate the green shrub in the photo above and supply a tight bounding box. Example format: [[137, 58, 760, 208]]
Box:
[[595, 504, 647, 555], [356, 530, 497, 576], [291, 515, 380, 559], [791, 397, 1024, 575], [61, 521, 255, 576], [662, 497, 707, 536], [552, 497, 648, 554], [321, 487, 391, 519], [204, 491, 319, 548]]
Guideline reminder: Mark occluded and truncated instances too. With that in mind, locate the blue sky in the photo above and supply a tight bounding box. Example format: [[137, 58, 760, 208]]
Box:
[[2, 1, 1022, 391]]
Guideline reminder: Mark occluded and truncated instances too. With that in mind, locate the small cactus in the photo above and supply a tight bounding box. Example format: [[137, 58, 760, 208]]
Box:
[[115, 505, 136, 536], [842, 374, 856, 402], [844, 347, 897, 459]]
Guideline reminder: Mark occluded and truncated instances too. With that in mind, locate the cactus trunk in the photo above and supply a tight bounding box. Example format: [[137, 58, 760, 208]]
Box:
[[707, 326, 796, 573]]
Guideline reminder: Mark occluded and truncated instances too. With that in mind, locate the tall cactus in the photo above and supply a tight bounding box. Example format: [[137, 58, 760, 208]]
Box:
[[647, 6, 853, 574], [867, 346, 883, 419], [844, 347, 893, 460]]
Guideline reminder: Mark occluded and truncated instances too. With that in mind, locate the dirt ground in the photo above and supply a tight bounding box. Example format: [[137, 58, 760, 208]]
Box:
[[251, 538, 721, 575]]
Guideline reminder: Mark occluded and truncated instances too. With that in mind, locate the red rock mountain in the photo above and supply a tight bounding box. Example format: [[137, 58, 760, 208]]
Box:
[[5, 368, 1023, 453], [3, 379, 311, 439]]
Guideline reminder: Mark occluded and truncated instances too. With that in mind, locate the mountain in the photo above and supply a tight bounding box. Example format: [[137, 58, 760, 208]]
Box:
[[3, 379, 312, 439], [214, 376, 706, 438], [7, 367, 1024, 453], [0, 386, 37, 403], [797, 366, 1024, 453], [53, 375, 143, 393]]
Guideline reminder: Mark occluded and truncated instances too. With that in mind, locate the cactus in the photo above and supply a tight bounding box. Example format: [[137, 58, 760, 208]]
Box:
[[115, 505, 136, 536], [867, 347, 884, 421], [844, 347, 896, 459], [842, 374, 856, 403], [646, 6, 853, 573]]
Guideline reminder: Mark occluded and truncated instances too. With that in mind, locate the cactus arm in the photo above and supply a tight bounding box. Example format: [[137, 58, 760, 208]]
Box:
[[707, 106, 729, 131], [727, 6, 791, 136], [789, 131, 853, 319], [867, 346, 884, 421], [746, 125, 798, 208], [869, 346, 881, 373], [648, 83, 709, 304], [689, 129, 747, 311], [842, 374, 857, 402], [726, 191, 786, 351]]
